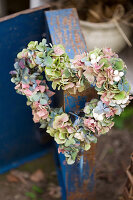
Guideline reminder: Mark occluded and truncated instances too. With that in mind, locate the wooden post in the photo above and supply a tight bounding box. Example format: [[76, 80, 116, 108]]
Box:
[[45, 8, 97, 199], [64, 90, 97, 200]]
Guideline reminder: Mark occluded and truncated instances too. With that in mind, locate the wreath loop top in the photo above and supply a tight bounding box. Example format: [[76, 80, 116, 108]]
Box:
[[10, 39, 132, 164]]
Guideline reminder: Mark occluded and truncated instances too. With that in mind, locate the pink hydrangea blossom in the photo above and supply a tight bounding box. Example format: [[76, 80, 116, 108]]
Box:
[[58, 147, 65, 154], [101, 91, 115, 105], [22, 51, 28, 58], [15, 84, 21, 90], [102, 48, 117, 58], [105, 66, 114, 85], [34, 80, 46, 93], [96, 122, 110, 135], [36, 80, 55, 97], [54, 46, 65, 56], [53, 113, 69, 129], [84, 118, 96, 132], [83, 67, 95, 83], [63, 83, 75, 90], [32, 102, 49, 123], [66, 126, 75, 133], [15, 83, 33, 96], [106, 107, 116, 118], [22, 83, 29, 89], [93, 63, 103, 71], [72, 53, 86, 67], [23, 89, 33, 96], [46, 90, 55, 97], [96, 121, 114, 135], [19, 60, 25, 69], [96, 66, 114, 88], [36, 80, 41, 85], [96, 73, 106, 88]]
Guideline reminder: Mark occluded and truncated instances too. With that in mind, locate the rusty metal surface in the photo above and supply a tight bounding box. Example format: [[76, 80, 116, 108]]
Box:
[[45, 8, 97, 200], [64, 87, 97, 113]]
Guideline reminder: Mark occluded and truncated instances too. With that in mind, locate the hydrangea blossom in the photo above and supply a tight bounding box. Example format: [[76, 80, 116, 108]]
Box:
[[10, 39, 132, 164]]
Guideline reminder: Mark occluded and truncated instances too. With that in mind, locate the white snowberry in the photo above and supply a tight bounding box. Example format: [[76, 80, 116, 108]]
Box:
[[97, 114, 104, 121], [96, 56, 101, 62], [90, 54, 96, 59], [114, 70, 119, 75], [91, 59, 97, 64], [119, 72, 124, 77], [121, 104, 126, 108], [117, 100, 122, 104], [93, 111, 104, 121], [93, 112, 98, 119], [114, 76, 120, 82], [122, 96, 129, 104]]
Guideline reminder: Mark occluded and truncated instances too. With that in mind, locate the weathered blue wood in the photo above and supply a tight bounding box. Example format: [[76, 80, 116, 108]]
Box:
[[64, 90, 96, 200], [45, 8, 96, 200], [45, 8, 87, 58], [0, 5, 53, 173]]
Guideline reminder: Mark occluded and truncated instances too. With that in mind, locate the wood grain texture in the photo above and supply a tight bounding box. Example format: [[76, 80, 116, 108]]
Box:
[[46, 8, 97, 200]]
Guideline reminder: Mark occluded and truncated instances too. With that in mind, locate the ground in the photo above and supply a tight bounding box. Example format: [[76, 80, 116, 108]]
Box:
[[0, 112, 133, 200], [96, 128, 133, 200], [0, 153, 61, 200]]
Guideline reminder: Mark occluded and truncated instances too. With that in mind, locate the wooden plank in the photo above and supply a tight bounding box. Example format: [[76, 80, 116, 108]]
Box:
[[45, 8, 87, 59], [0, 6, 52, 173], [45, 8, 97, 200]]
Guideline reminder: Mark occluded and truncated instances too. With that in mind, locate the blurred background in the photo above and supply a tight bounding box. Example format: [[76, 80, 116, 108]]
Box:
[[0, 0, 133, 200]]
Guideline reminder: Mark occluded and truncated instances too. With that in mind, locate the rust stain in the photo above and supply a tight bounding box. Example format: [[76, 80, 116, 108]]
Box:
[[63, 16, 68, 25], [68, 13, 77, 54], [74, 30, 86, 54], [74, 31, 80, 43], [50, 16, 53, 26], [50, 8, 87, 57], [72, 9, 78, 27], [64, 28, 68, 45], [56, 15, 60, 27], [52, 15, 64, 45], [71, 9, 87, 53], [64, 87, 97, 98]]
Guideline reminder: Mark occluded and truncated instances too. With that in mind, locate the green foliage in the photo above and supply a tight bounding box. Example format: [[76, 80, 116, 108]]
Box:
[[25, 192, 36, 199], [25, 185, 43, 200], [114, 106, 133, 129], [114, 60, 124, 71], [32, 185, 43, 194], [99, 58, 110, 68], [114, 91, 126, 100]]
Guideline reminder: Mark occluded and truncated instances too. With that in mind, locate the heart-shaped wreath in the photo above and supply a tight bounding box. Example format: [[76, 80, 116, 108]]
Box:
[[10, 39, 132, 164]]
